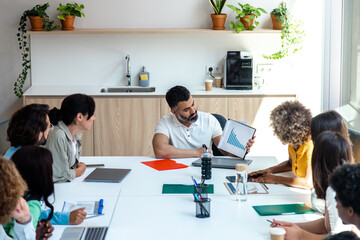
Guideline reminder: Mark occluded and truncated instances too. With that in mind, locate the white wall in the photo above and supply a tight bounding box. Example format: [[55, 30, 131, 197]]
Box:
[[31, 33, 281, 88]]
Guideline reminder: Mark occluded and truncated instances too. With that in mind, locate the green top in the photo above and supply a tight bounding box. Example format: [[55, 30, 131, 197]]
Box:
[[3, 200, 41, 237]]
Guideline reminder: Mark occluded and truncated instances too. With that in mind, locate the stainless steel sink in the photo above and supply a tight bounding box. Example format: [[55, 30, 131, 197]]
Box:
[[100, 87, 156, 93]]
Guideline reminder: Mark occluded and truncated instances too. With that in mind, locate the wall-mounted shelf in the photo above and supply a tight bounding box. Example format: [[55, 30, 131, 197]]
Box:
[[27, 28, 281, 35]]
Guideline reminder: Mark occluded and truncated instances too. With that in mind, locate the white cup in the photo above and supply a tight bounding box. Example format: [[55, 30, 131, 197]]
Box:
[[205, 79, 213, 91], [269, 227, 286, 240]]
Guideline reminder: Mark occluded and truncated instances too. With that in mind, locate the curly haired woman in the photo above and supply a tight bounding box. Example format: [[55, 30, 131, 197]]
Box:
[[249, 100, 313, 189], [0, 157, 35, 240]]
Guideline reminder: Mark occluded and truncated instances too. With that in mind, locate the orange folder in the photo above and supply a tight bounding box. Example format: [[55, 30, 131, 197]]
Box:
[[141, 159, 188, 171]]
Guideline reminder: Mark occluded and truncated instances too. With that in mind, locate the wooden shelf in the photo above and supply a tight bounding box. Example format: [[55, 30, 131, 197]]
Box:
[[27, 28, 281, 35]]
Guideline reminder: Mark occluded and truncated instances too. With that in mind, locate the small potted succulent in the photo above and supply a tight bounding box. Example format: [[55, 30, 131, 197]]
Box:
[[270, 2, 288, 30], [15, 2, 57, 97], [227, 2, 267, 33], [57, 3, 85, 30], [209, 0, 228, 30]]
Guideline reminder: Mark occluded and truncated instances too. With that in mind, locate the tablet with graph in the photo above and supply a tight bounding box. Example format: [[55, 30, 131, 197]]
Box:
[[217, 120, 256, 159]]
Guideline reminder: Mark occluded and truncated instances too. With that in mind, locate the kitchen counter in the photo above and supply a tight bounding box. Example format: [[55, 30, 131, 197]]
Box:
[[23, 85, 297, 97]]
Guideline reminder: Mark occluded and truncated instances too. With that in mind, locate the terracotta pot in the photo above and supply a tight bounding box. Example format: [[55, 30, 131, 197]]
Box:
[[240, 15, 254, 30], [60, 15, 76, 30], [29, 16, 44, 31], [211, 14, 227, 30], [271, 14, 285, 30]]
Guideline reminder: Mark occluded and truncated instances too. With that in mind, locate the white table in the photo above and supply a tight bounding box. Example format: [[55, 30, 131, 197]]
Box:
[[50, 156, 321, 240]]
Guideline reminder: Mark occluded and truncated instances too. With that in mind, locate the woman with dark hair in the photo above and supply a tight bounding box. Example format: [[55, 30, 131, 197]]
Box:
[[4, 104, 51, 159], [249, 100, 313, 188], [310, 110, 352, 214], [3, 146, 54, 238], [270, 132, 355, 239], [45, 93, 95, 182], [0, 157, 35, 240], [311, 110, 351, 143]]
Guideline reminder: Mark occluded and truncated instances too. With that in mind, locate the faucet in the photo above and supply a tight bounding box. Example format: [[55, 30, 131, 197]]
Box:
[[125, 55, 131, 86]]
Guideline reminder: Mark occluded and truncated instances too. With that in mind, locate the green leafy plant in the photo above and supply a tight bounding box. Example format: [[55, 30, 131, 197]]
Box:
[[271, 2, 289, 30], [57, 3, 85, 20], [263, 3, 305, 60], [15, 2, 57, 98], [209, 0, 227, 15], [227, 3, 267, 33]]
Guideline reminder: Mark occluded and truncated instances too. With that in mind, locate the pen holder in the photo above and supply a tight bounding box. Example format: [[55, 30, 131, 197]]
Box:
[[195, 198, 211, 218], [193, 184, 209, 201]]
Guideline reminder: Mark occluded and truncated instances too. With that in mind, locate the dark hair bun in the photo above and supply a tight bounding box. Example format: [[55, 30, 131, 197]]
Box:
[[48, 107, 62, 125]]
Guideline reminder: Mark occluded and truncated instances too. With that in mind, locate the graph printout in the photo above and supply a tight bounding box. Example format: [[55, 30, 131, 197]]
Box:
[[218, 120, 256, 158]]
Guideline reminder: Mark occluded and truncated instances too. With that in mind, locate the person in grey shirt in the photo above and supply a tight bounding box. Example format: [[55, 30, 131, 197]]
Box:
[[46, 94, 95, 183]]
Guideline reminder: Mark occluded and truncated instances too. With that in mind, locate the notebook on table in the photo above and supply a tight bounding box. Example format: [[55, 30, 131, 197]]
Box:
[[252, 203, 315, 216], [60, 226, 108, 240], [192, 156, 252, 169], [84, 168, 131, 183]]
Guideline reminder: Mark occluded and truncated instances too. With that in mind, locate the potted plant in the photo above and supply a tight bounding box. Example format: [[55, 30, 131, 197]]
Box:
[[15, 2, 57, 97], [57, 3, 85, 30], [227, 3, 267, 33], [263, 5, 305, 60], [270, 2, 288, 30], [209, 0, 228, 30]]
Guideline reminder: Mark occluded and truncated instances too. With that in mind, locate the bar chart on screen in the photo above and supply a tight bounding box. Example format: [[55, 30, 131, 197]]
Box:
[[227, 128, 246, 150], [218, 120, 256, 158]]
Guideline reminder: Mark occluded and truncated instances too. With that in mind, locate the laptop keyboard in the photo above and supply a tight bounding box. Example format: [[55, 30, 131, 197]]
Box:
[[84, 227, 108, 240]]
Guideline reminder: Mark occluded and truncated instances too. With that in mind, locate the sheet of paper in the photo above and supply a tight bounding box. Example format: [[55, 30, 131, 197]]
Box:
[[247, 182, 268, 194], [141, 159, 188, 171], [62, 201, 97, 215], [224, 182, 268, 194]]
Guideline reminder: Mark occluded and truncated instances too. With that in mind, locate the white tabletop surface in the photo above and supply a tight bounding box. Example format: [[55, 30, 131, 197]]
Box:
[[50, 156, 320, 240]]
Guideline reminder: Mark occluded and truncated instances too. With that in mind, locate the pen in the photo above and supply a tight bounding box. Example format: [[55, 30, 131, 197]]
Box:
[[86, 214, 104, 219], [200, 178, 205, 188], [267, 219, 281, 227], [98, 199, 104, 215], [262, 182, 269, 190], [267, 219, 274, 224], [191, 176, 199, 188], [192, 193, 202, 201]]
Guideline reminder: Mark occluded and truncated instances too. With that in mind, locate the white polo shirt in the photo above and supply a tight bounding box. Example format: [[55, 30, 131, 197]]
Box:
[[155, 111, 223, 150]]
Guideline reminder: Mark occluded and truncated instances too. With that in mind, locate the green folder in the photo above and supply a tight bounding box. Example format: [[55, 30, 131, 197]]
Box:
[[252, 203, 315, 216], [162, 184, 214, 194]]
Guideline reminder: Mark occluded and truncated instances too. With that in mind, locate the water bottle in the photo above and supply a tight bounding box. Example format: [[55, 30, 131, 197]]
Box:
[[201, 144, 212, 180], [235, 163, 248, 202]]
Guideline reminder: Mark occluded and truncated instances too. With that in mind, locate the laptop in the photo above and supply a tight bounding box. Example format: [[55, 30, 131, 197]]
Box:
[[60, 226, 108, 240], [84, 168, 131, 183], [192, 156, 252, 169]]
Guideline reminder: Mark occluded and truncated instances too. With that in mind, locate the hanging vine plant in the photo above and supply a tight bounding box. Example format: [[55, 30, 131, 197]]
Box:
[[263, 2, 305, 60], [15, 2, 58, 98]]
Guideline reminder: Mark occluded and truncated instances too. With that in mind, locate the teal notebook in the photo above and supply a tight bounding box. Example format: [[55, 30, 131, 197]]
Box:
[[252, 203, 315, 216], [162, 184, 214, 194]]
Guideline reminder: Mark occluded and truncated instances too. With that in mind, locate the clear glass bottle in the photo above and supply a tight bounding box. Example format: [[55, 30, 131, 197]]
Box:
[[235, 163, 248, 202]]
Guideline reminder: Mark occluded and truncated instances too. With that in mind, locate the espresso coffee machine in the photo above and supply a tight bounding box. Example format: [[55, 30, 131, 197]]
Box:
[[224, 51, 253, 90]]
